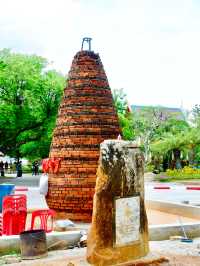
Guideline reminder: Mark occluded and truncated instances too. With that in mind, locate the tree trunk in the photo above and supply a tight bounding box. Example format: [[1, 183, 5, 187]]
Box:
[[173, 149, 181, 169], [188, 146, 195, 166]]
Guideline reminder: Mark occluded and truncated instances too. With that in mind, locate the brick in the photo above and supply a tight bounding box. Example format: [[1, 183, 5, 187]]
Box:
[[46, 50, 121, 222]]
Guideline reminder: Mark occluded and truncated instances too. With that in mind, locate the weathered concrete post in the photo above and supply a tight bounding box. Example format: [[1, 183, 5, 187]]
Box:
[[87, 140, 149, 265]]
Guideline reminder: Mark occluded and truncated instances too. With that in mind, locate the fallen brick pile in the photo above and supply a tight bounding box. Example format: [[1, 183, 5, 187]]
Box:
[[46, 50, 120, 221]]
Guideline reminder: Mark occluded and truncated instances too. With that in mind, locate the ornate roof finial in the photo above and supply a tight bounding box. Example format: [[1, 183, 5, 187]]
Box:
[[81, 37, 92, 51]]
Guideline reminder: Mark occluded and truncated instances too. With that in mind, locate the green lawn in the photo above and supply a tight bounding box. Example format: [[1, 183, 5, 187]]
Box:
[[0, 175, 17, 181], [156, 172, 200, 182]]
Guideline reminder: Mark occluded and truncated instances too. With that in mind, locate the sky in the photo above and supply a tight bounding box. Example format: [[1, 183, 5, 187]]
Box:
[[0, 0, 200, 110]]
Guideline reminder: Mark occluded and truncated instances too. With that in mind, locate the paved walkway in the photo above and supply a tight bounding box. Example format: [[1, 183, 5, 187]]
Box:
[[0, 173, 41, 187], [146, 182, 200, 204], [1, 172, 200, 213], [0, 173, 47, 211], [16, 187, 48, 212]]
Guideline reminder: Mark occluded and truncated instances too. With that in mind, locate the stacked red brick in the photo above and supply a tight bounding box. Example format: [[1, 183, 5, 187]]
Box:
[[46, 50, 120, 221]]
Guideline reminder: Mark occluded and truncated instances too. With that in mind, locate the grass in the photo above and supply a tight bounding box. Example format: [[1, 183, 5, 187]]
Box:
[[0, 175, 16, 179], [0, 249, 20, 257], [156, 172, 200, 182]]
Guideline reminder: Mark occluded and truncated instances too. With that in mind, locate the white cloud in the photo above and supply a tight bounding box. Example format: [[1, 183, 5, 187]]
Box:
[[0, 0, 200, 109]]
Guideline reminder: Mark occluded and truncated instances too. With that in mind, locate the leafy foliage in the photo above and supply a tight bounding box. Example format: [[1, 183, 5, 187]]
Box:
[[131, 106, 186, 161], [1, 49, 200, 170], [118, 113, 135, 140], [113, 90, 200, 171], [113, 88, 128, 115], [113, 88, 135, 140], [151, 128, 200, 155], [166, 166, 200, 177], [0, 49, 65, 160], [192, 104, 200, 127]]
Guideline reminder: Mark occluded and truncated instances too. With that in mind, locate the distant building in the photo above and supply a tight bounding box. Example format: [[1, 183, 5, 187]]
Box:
[[131, 105, 185, 120]]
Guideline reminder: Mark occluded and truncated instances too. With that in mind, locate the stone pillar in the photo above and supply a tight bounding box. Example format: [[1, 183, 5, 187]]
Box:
[[46, 51, 121, 222], [87, 140, 149, 265]]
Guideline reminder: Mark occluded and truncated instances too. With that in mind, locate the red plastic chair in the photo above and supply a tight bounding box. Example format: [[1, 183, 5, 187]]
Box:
[[0, 194, 27, 235], [30, 209, 55, 233], [0, 218, 2, 236]]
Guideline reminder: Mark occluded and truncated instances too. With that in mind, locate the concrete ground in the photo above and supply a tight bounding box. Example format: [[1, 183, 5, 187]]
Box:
[[16, 187, 48, 212], [3, 238, 200, 266], [0, 173, 47, 212], [146, 209, 198, 225], [2, 172, 200, 204], [1, 173, 200, 265], [0, 173, 40, 187], [145, 182, 200, 204], [1, 173, 200, 224]]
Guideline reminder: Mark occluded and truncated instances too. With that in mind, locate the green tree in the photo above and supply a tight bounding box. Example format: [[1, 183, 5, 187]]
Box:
[[150, 125, 200, 169], [113, 88, 135, 140], [118, 113, 135, 140], [192, 104, 200, 128], [113, 88, 128, 115], [0, 49, 65, 160], [132, 106, 172, 161]]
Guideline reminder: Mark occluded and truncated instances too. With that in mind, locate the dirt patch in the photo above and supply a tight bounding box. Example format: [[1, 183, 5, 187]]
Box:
[[146, 209, 199, 225], [158, 253, 200, 266]]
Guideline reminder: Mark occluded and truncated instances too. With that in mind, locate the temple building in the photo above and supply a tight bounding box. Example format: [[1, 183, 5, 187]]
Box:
[[46, 40, 121, 221]]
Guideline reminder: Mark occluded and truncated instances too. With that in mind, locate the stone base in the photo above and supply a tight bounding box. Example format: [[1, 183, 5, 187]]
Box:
[[69, 253, 168, 266], [115, 253, 169, 266], [87, 243, 149, 266], [12, 251, 168, 266]]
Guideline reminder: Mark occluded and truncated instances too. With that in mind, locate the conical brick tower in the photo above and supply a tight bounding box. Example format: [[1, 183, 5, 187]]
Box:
[[46, 40, 121, 221]]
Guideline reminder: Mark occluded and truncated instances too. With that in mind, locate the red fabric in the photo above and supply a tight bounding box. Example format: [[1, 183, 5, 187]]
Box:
[[51, 158, 61, 174], [42, 159, 50, 173], [42, 158, 61, 174], [48, 159, 55, 172]]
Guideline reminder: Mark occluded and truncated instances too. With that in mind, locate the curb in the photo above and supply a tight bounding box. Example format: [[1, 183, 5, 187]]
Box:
[[0, 231, 81, 256], [186, 186, 200, 190], [153, 186, 170, 189], [154, 185, 200, 190], [15, 186, 29, 192]]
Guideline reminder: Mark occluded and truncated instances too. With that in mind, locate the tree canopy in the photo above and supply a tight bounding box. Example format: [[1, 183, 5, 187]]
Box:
[[1, 51, 199, 169], [113, 88, 200, 168], [0, 49, 65, 160], [113, 88, 135, 140], [192, 104, 200, 128]]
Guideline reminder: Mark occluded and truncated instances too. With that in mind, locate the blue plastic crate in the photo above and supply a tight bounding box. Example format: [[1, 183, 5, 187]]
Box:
[[0, 184, 15, 212]]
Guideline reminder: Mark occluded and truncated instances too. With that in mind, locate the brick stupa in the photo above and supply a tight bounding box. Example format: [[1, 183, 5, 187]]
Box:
[[46, 46, 121, 221]]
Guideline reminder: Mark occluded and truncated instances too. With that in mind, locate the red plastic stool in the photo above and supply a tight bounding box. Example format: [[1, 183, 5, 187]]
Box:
[[0, 218, 2, 236], [0, 194, 27, 235], [30, 209, 55, 233]]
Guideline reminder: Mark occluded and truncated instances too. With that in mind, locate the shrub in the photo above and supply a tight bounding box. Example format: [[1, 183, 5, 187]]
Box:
[[145, 164, 154, 172], [166, 166, 200, 178], [22, 164, 32, 173]]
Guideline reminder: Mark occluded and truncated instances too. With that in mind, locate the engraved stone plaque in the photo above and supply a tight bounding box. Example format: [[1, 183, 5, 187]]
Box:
[[115, 196, 140, 247]]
